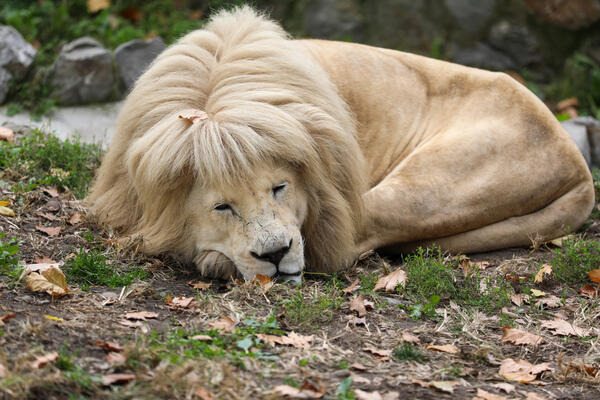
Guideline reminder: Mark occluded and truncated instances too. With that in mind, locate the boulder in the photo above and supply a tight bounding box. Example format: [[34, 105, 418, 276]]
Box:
[[488, 21, 541, 69], [0, 68, 11, 105], [451, 42, 515, 71], [444, 0, 496, 33], [562, 118, 592, 167], [115, 37, 166, 91], [0, 25, 37, 81], [50, 37, 114, 105], [303, 0, 364, 41]]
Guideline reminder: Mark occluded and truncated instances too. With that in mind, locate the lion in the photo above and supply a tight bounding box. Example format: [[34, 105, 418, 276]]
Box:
[[87, 7, 594, 282]]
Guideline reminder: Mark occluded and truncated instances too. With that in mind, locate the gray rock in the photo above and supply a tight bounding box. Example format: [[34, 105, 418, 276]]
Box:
[[50, 37, 114, 106], [562, 118, 592, 167], [0, 25, 37, 81], [444, 0, 496, 33], [451, 42, 515, 71], [115, 37, 166, 90], [488, 21, 540, 68], [567, 116, 600, 167], [0, 68, 10, 105], [303, 0, 364, 41]]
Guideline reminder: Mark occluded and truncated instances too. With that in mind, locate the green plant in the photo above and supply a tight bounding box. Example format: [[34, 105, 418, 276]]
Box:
[[551, 238, 600, 286], [393, 343, 426, 363], [335, 377, 354, 400], [64, 248, 147, 290], [0, 234, 21, 282], [282, 288, 344, 329], [408, 295, 440, 320]]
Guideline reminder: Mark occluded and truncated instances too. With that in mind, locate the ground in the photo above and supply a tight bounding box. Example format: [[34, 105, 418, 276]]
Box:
[[0, 131, 599, 400]]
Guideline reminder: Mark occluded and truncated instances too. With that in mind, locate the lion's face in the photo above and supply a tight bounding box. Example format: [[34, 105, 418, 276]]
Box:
[[185, 164, 308, 281]]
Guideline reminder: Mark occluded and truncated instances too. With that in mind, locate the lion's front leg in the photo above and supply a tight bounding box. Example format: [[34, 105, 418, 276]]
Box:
[[194, 251, 239, 280]]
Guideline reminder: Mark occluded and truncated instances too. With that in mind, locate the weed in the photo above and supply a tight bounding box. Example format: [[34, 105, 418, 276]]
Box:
[[408, 295, 440, 320], [551, 238, 600, 286], [0, 234, 22, 283], [335, 377, 355, 400], [0, 129, 102, 198], [282, 288, 344, 330], [400, 247, 458, 301], [64, 248, 147, 290], [393, 343, 427, 363]]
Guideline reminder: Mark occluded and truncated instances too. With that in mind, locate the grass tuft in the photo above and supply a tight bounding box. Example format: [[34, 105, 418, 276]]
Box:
[[0, 234, 22, 283], [282, 288, 344, 330], [551, 238, 600, 286], [393, 343, 427, 363]]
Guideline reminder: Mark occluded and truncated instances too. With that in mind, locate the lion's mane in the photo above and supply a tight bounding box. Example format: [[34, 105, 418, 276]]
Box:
[[87, 7, 367, 272]]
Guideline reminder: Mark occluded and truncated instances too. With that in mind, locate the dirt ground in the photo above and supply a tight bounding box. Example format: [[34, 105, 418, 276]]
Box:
[[1, 186, 599, 400]]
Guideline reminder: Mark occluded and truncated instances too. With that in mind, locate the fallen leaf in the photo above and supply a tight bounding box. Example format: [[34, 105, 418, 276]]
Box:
[[188, 280, 211, 290], [26, 267, 69, 297], [35, 225, 62, 237], [351, 362, 367, 371], [491, 383, 515, 393], [38, 212, 60, 221], [363, 345, 392, 360], [374, 267, 407, 292], [0, 205, 15, 217], [106, 352, 126, 364], [124, 311, 158, 321], [167, 296, 195, 309], [24, 262, 62, 273], [425, 344, 459, 354], [0, 312, 16, 326], [541, 317, 587, 337], [355, 389, 383, 400], [102, 373, 135, 386], [505, 274, 528, 281], [179, 110, 209, 124], [0, 363, 7, 378], [401, 330, 420, 344], [461, 259, 491, 277], [410, 378, 429, 388], [501, 327, 542, 346], [256, 331, 314, 349], [342, 278, 361, 294], [429, 380, 460, 394], [534, 264, 552, 283], [474, 388, 507, 400], [0, 200, 9, 207], [191, 335, 213, 341], [254, 274, 274, 291], [194, 387, 215, 400], [530, 289, 547, 297], [45, 198, 61, 211], [44, 315, 65, 322], [42, 186, 59, 198], [525, 392, 549, 400], [579, 285, 599, 298], [347, 316, 366, 326], [118, 319, 143, 328], [511, 293, 530, 306], [274, 379, 326, 399], [207, 316, 235, 332], [534, 295, 561, 308], [0, 127, 15, 142], [499, 358, 551, 383], [95, 341, 124, 352], [589, 269, 600, 284], [31, 352, 58, 369], [33, 255, 57, 264], [549, 234, 576, 247], [349, 294, 374, 317], [68, 212, 83, 225]]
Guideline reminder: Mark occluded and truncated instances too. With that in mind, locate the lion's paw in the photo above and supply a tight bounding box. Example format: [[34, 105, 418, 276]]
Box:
[[194, 251, 238, 280]]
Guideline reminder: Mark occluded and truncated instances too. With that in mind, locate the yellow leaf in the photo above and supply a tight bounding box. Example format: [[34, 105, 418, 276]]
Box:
[[374, 267, 407, 292], [0, 206, 15, 217], [530, 289, 546, 297], [588, 269, 600, 284], [44, 315, 65, 322], [87, 0, 110, 13], [26, 267, 69, 297], [0, 201, 9, 207], [534, 264, 552, 283]]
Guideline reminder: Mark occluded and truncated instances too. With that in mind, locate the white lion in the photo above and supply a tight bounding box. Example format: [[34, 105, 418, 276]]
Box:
[[87, 7, 594, 281]]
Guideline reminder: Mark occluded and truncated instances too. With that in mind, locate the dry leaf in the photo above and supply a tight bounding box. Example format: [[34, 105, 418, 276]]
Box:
[[31, 352, 58, 369], [118, 319, 143, 328], [0, 363, 7, 378], [102, 373, 135, 386], [24, 262, 62, 273], [342, 278, 361, 294], [194, 387, 215, 400], [35, 225, 62, 237], [429, 380, 460, 394], [191, 335, 213, 341], [549, 234, 576, 247], [87, 0, 111, 13], [167, 296, 195, 309], [256, 331, 314, 349], [207, 316, 235, 332], [499, 358, 551, 383], [425, 344, 459, 354], [274, 379, 326, 399], [491, 383, 515, 393], [588, 269, 600, 284], [541, 317, 587, 337], [351, 362, 368, 371], [534, 264, 552, 283], [124, 311, 158, 321], [179, 110, 209, 124], [474, 388, 507, 400], [355, 389, 383, 400], [534, 295, 561, 308], [95, 341, 124, 352], [349, 294, 374, 317], [374, 267, 407, 292], [0, 126, 14, 142], [38, 212, 60, 221], [26, 267, 69, 297], [579, 285, 599, 298], [525, 392, 549, 400], [0, 312, 16, 326], [68, 212, 84, 225], [401, 330, 420, 344], [42, 186, 59, 197], [254, 274, 274, 290], [363, 345, 392, 359], [511, 293, 530, 306], [500, 327, 542, 346], [33, 255, 57, 264], [0, 200, 8, 207], [348, 316, 366, 326], [188, 280, 212, 291], [530, 289, 547, 297], [106, 352, 126, 364], [0, 205, 15, 217], [461, 260, 491, 277], [44, 315, 65, 322]]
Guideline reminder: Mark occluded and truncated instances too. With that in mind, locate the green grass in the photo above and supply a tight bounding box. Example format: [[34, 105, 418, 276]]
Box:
[[551, 238, 600, 286], [0, 129, 102, 198], [281, 288, 344, 330], [0, 234, 22, 283], [64, 248, 148, 290], [393, 343, 427, 363]]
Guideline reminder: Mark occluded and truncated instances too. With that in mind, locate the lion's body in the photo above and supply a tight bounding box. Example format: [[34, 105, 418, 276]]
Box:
[[87, 7, 594, 279]]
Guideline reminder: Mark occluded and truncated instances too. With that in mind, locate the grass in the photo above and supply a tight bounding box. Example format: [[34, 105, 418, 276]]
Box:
[[0, 129, 102, 198], [64, 248, 148, 290], [393, 343, 427, 363], [0, 234, 22, 283], [281, 287, 344, 330], [551, 238, 600, 286]]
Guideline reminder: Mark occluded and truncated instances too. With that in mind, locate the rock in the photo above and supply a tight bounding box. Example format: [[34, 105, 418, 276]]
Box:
[[444, 0, 496, 33], [0, 25, 37, 81], [488, 21, 540, 68], [303, 0, 364, 41], [568, 116, 600, 167], [451, 42, 515, 71], [524, 0, 600, 30], [562, 118, 592, 167], [0, 68, 10, 105], [115, 37, 166, 90], [49, 37, 114, 106]]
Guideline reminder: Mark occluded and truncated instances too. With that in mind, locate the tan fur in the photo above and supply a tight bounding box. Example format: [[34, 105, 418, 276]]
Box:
[[87, 7, 594, 279]]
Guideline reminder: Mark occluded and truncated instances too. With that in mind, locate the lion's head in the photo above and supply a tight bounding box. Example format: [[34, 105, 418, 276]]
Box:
[[87, 7, 367, 280]]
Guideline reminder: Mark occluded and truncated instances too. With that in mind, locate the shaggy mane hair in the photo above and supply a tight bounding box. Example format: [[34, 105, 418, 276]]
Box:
[[87, 6, 367, 271]]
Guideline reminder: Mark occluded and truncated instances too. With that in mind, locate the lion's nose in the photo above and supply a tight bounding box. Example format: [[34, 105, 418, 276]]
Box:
[[250, 239, 292, 268]]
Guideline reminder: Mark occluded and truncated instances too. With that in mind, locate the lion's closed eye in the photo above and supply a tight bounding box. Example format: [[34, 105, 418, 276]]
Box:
[[271, 183, 287, 199]]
